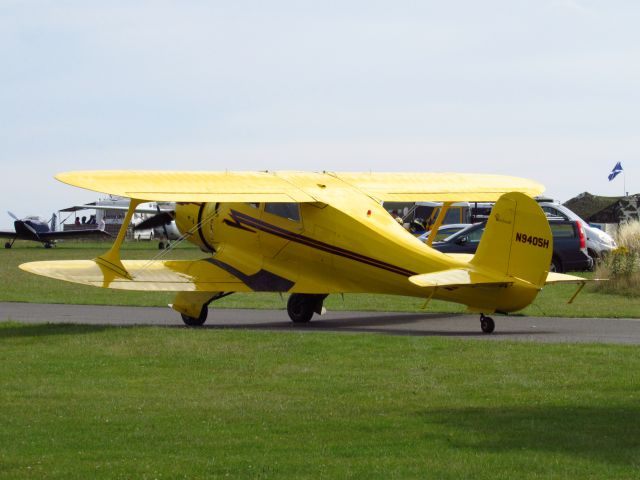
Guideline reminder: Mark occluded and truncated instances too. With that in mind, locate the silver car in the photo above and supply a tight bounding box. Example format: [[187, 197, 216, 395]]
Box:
[[538, 201, 616, 260]]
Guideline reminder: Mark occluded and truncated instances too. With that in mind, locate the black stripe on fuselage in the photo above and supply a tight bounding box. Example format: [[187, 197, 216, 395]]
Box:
[[206, 258, 295, 292], [229, 209, 417, 277], [196, 203, 216, 253]]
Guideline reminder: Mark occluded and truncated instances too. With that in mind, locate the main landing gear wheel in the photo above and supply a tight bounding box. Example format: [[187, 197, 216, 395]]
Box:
[[480, 314, 495, 334], [4, 242, 11, 249], [287, 294, 315, 323], [181, 308, 208, 327]]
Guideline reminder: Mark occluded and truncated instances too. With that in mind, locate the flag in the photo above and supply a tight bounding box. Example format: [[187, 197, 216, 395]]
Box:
[[608, 162, 623, 181]]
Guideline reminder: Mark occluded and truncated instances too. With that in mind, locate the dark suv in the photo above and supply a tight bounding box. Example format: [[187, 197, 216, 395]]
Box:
[[431, 220, 593, 273]]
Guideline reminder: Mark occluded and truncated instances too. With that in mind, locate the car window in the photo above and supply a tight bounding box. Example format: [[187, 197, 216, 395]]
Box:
[[443, 224, 480, 242], [434, 229, 455, 241], [542, 206, 568, 220], [551, 223, 575, 238], [468, 228, 484, 242], [443, 209, 461, 224], [264, 203, 301, 222]]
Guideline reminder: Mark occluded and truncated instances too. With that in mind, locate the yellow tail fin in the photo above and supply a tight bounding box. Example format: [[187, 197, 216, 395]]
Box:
[[471, 192, 552, 288]]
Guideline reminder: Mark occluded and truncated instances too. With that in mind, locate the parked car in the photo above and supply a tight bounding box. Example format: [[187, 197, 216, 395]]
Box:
[[431, 220, 593, 273], [537, 201, 616, 261], [418, 223, 471, 243]]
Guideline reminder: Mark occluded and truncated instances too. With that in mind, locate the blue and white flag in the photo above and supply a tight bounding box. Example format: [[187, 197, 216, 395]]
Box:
[[608, 162, 623, 181]]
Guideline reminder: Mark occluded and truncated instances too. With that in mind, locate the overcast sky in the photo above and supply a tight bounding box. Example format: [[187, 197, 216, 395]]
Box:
[[1, 1, 638, 225]]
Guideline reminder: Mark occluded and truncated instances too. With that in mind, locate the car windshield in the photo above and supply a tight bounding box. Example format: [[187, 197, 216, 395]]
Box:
[[442, 223, 484, 242]]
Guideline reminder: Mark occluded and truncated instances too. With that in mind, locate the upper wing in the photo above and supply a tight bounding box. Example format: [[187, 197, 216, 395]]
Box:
[[334, 172, 544, 201], [56, 171, 316, 203], [56, 170, 544, 203], [61, 204, 173, 214]]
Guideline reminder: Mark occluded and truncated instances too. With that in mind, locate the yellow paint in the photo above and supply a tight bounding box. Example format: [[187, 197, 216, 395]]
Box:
[[21, 170, 585, 318], [425, 202, 452, 246], [94, 198, 143, 279], [55, 170, 544, 203]]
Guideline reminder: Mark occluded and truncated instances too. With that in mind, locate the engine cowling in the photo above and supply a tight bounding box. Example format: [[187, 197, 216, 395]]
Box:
[[174, 203, 219, 253], [175, 202, 264, 255]]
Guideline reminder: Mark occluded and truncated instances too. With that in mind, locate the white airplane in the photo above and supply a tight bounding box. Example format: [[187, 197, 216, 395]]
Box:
[[63, 200, 179, 248]]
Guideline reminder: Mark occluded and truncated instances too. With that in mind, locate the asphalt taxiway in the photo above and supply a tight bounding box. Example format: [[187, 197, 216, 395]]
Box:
[[1, 302, 639, 344]]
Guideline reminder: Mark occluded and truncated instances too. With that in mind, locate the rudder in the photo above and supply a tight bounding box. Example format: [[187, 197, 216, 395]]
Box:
[[471, 192, 552, 288]]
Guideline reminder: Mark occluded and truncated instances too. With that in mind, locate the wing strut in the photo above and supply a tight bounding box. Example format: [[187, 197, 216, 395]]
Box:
[[424, 202, 452, 246], [567, 281, 587, 304], [94, 199, 143, 279]]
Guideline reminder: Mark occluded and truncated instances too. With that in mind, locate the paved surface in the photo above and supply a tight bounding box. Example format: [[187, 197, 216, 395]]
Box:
[[2, 302, 639, 344]]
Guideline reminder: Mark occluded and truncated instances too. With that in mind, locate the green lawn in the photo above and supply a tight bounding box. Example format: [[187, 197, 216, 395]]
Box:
[[2, 241, 639, 318], [0, 322, 639, 479]]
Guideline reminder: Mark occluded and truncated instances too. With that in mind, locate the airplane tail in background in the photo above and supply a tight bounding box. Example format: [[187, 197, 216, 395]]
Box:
[[471, 191, 552, 289]]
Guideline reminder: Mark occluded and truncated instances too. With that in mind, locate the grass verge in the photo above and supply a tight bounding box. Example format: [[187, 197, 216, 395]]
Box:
[[0, 322, 639, 479]]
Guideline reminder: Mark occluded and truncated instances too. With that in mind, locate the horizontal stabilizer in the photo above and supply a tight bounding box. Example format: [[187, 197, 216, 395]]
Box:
[[409, 268, 513, 288], [545, 272, 597, 284]]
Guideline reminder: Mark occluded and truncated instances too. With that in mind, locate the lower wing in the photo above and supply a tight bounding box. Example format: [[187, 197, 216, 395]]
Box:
[[20, 259, 253, 292], [0, 230, 17, 239]]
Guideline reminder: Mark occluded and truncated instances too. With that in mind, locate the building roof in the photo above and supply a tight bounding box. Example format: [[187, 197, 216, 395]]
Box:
[[563, 192, 622, 220], [564, 192, 640, 223]]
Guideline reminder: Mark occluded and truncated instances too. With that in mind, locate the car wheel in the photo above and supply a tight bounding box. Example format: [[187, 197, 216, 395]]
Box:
[[550, 257, 563, 273]]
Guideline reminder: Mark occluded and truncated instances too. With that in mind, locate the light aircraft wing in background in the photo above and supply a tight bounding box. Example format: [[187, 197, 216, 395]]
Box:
[[2, 211, 111, 249], [60, 202, 175, 215]]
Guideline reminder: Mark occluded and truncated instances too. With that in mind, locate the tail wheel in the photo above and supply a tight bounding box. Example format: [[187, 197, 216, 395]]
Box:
[[287, 294, 315, 323], [480, 314, 495, 334], [181, 308, 208, 327]]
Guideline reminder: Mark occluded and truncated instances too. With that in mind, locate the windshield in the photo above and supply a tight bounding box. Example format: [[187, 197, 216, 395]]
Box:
[[442, 222, 484, 242]]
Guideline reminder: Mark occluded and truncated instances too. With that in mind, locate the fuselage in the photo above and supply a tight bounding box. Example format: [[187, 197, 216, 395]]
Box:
[[14, 219, 50, 238], [173, 200, 540, 313]]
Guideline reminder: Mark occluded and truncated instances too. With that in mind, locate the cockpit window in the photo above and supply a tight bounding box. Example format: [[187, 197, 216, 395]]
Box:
[[264, 203, 301, 222]]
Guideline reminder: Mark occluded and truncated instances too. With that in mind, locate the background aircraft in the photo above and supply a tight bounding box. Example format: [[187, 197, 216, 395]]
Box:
[[65, 201, 179, 248], [21, 171, 588, 333], [1, 211, 110, 248]]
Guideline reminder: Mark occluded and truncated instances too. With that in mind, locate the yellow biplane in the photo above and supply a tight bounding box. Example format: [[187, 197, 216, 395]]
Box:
[[20, 171, 586, 333]]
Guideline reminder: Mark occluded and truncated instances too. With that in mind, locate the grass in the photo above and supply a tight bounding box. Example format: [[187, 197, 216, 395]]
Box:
[[2, 241, 640, 318], [0, 322, 639, 479], [593, 220, 640, 297]]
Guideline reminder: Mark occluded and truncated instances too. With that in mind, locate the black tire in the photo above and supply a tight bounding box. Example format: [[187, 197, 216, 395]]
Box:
[[44, 243, 53, 249], [181, 308, 208, 327], [550, 257, 563, 273], [287, 294, 314, 323], [480, 315, 495, 334], [4, 242, 11, 249], [158, 242, 165, 250]]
